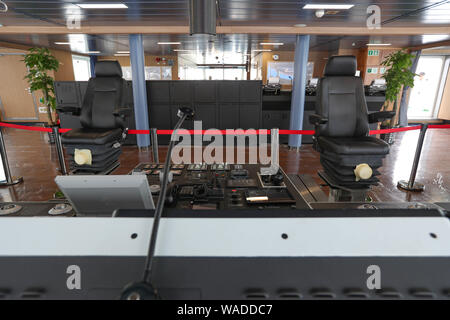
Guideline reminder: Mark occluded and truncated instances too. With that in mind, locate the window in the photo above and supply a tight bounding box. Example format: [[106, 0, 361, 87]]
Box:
[[121, 66, 172, 80], [267, 61, 314, 84], [408, 55, 450, 119], [72, 55, 91, 81]]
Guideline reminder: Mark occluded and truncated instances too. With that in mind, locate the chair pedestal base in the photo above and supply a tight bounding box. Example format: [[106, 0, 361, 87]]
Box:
[[397, 180, 425, 192], [318, 171, 370, 202]]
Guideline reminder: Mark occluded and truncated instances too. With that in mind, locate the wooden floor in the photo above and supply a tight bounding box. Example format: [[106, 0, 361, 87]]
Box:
[[1, 127, 449, 203]]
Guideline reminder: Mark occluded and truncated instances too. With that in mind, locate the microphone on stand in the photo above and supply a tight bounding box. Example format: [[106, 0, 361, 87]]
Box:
[[120, 107, 194, 300]]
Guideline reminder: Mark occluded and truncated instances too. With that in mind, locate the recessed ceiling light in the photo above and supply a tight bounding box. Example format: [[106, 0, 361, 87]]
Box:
[[260, 42, 284, 46], [366, 43, 391, 46], [116, 51, 130, 54], [303, 4, 354, 10], [294, 24, 307, 27], [173, 49, 192, 52], [252, 49, 272, 52], [158, 42, 181, 45], [55, 42, 71, 45], [85, 51, 101, 54], [114, 53, 130, 57], [77, 3, 128, 9]]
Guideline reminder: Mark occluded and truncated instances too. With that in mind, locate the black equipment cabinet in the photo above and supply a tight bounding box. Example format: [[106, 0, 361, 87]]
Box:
[[147, 80, 262, 144]]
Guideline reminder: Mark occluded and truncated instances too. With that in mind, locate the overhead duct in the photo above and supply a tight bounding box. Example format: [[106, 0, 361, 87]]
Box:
[[189, 0, 217, 36]]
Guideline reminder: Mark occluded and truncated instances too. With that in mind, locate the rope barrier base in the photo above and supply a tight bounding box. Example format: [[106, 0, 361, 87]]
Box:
[[0, 176, 23, 186], [397, 180, 425, 192]]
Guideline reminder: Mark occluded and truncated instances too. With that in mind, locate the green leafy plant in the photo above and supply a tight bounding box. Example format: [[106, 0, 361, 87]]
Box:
[[380, 50, 417, 127], [23, 48, 59, 125]]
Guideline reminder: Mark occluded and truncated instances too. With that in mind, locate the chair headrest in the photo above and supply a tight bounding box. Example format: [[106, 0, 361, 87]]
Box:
[[324, 55, 357, 77], [95, 60, 123, 77]]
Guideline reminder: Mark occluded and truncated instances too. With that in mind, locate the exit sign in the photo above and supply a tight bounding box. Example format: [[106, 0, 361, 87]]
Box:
[[368, 50, 380, 56]]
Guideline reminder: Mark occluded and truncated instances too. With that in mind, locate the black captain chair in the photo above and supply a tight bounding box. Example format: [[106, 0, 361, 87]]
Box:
[[309, 55, 394, 190], [61, 60, 130, 174]]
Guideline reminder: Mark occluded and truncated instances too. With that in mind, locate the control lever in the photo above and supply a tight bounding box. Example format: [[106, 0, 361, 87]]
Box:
[[120, 107, 194, 300]]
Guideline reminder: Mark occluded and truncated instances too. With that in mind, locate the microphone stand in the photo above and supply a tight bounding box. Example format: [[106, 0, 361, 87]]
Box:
[[121, 107, 194, 300]]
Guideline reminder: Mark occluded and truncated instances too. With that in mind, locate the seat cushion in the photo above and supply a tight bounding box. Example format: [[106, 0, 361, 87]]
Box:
[[318, 136, 389, 155], [62, 128, 122, 145]]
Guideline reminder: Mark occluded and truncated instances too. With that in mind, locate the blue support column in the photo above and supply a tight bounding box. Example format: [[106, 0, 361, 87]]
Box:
[[89, 55, 97, 78], [129, 34, 150, 147], [288, 35, 310, 148]]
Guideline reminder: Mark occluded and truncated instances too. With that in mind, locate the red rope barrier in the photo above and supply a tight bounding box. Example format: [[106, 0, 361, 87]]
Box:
[[0, 122, 52, 132], [369, 125, 422, 135], [0, 122, 449, 136], [429, 124, 450, 129]]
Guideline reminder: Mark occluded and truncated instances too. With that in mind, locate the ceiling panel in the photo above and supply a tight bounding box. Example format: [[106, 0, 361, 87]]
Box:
[[1, 33, 449, 57], [0, 0, 449, 27], [0, 1, 449, 57]]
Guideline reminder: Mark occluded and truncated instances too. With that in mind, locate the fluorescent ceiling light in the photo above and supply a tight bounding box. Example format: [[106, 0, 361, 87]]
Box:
[[77, 3, 128, 9], [85, 51, 101, 54], [114, 53, 130, 56], [252, 49, 272, 52], [55, 42, 71, 45], [294, 24, 307, 27], [158, 42, 181, 45], [260, 42, 284, 46], [116, 51, 130, 54], [173, 49, 191, 52], [366, 43, 391, 46], [303, 4, 354, 10]]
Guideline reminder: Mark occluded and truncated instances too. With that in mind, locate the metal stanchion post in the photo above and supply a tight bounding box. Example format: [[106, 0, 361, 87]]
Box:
[[397, 124, 427, 192], [0, 126, 23, 186], [151, 128, 159, 164], [52, 126, 67, 175]]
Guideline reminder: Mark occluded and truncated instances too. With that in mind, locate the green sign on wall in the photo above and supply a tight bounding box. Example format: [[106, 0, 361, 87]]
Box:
[[368, 49, 380, 56]]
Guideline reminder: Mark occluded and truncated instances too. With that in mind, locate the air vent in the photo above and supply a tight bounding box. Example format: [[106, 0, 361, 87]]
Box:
[[443, 289, 450, 297], [310, 289, 336, 299], [244, 290, 269, 299], [277, 290, 302, 299], [0, 289, 11, 299], [409, 289, 436, 299], [21, 288, 45, 299], [343, 289, 370, 299], [377, 289, 402, 299]]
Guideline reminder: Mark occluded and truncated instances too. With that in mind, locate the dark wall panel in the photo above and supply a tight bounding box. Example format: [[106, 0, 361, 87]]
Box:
[[194, 81, 216, 103], [171, 81, 193, 103], [239, 81, 261, 103], [219, 104, 239, 130], [218, 81, 239, 103], [148, 81, 170, 103]]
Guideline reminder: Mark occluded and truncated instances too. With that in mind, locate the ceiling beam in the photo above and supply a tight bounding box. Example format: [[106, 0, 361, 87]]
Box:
[[1, 25, 449, 36], [409, 40, 450, 51]]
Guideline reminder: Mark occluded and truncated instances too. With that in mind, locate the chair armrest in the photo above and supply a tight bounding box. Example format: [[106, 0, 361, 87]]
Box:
[[56, 106, 80, 116], [368, 111, 395, 123], [309, 114, 328, 125]]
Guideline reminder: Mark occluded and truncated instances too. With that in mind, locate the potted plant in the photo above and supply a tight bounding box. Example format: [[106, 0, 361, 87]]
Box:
[[379, 50, 416, 144], [23, 48, 59, 143]]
